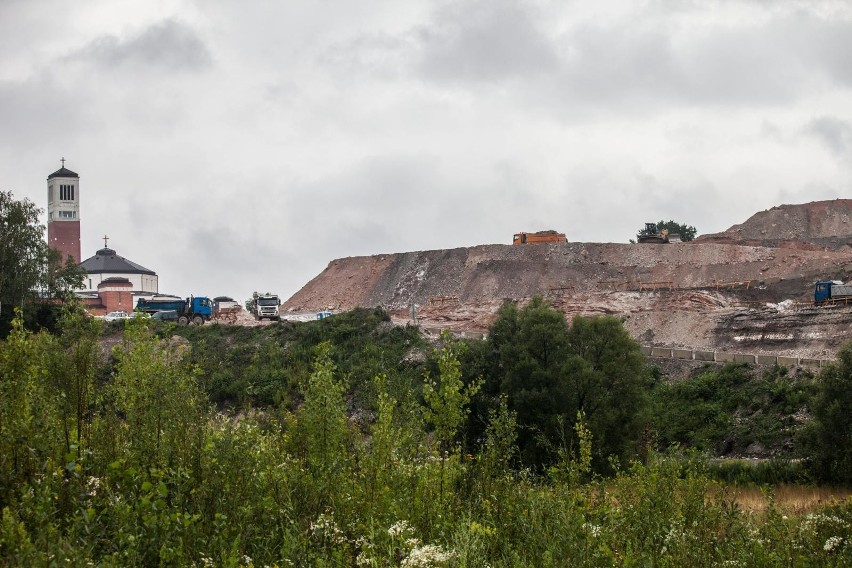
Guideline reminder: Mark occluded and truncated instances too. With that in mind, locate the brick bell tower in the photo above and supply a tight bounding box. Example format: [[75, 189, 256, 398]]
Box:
[[47, 158, 82, 265]]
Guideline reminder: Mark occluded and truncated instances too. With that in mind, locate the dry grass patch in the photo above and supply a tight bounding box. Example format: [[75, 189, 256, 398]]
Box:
[[728, 484, 852, 514]]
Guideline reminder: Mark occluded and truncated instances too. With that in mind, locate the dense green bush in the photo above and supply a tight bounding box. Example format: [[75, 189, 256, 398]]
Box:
[[650, 363, 817, 457], [0, 306, 849, 565]]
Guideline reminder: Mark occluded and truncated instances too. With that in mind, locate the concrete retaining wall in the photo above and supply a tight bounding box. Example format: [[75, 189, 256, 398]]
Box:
[[643, 346, 831, 368]]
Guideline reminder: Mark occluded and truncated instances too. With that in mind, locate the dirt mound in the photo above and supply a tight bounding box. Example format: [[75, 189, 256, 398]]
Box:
[[697, 199, 852, 249], [281, 201, 852, 359], [283, 242, 852, 312]]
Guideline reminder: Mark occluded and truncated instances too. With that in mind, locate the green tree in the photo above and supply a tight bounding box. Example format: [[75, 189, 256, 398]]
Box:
[[565, 314, 647, 468], [487, 298, 648, 470], [49, 303, 102, 459], [0, 191, 47, 315], [0, 191, 85, 334], [286, 342, 356, 522], [488, 297, 572, 466], [655, 220, 697, 241], [105, 319, 207, 471], [0, 310, 64, 505], [802, 343, 852, 483], [423, 332, 482, 455]]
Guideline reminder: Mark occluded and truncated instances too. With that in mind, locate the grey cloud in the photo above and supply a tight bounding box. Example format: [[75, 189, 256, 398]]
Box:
[[71, 20, 211, 72], [276, 154, 530, 254], [553, 23, 681, 107], [397, 2, 852, 111], [415, 0, 560, 83], [0, 78, 90, 150], [804, 116, 852, 158], [319, 33, 413, 79]]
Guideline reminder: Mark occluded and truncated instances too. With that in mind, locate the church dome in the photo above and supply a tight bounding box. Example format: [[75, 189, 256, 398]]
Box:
[[80, 247, 156, 275]]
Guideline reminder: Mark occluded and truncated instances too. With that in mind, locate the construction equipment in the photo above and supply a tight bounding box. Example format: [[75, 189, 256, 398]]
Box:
[[814, 281, 852, 304], [135, 296, 214, 325], [513, 230, 568, 245], [636, 222, 680, 244], [248, 293, 281, 321]]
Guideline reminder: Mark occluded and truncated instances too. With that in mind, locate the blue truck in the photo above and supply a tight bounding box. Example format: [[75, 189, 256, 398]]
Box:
[[135, 296, 214, 325], [814, 281, 852, 305]]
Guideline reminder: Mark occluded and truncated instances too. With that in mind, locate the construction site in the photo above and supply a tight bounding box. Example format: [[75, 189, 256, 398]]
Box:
[[280, 199, 852, 362]]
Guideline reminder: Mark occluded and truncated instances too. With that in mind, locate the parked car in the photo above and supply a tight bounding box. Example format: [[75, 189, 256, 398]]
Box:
[[151, 310, 179, 322], [103, 311, 130, 322]]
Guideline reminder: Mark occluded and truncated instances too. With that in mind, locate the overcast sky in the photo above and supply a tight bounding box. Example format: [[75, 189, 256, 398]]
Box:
[[2, 0, 851, 302]]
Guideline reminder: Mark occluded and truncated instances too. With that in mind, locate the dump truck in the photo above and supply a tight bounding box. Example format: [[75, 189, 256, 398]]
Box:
[[637, 223, 681, 244], [814, 281, 852, 304], [248, 294, 281, 321], [513, 230, 568, 245], [135, 296, 214, 325]]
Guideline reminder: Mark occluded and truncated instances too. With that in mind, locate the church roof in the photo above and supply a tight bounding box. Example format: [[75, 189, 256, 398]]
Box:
[[80, 247, 156, 276], [48, 167, 79, 179]]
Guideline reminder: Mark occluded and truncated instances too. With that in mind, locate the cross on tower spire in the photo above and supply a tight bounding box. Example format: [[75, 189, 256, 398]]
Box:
[[103, 234, 109, 248], [61, 157, 65, 168]]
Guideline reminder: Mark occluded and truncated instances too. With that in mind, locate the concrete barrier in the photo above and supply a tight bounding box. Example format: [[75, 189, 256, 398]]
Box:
[[672, 349, 693, 360], [694, 351, 715, 362], [757, 355, 778, 365], [641, 346, 834, 367], [715, 351, 738, 363]]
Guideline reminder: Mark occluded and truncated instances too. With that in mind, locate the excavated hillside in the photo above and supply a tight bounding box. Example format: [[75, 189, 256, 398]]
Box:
[[283, 200, 852, 360], [697, 199, 852, 250]]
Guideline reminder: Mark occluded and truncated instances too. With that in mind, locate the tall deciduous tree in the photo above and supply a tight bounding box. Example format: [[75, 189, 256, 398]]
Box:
[[0, 191, 46, 314], [565, 314, 647, 468], [802, 343, 852, 483], [0, 191, 85, 332], [487, 298, 648, 470]]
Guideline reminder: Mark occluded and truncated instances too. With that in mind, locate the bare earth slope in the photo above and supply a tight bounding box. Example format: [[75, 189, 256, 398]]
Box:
[[697, 199, 852, 250], [283, 200, 852, 359]]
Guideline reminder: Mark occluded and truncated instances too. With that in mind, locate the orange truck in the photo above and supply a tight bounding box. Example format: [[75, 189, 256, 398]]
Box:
[[512, 230, 568, 245]]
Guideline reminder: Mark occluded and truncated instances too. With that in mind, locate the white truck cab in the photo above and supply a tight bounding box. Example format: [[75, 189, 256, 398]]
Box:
[[254, 294, 281, 321]]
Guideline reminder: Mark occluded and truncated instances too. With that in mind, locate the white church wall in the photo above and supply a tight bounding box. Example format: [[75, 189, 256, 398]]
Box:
[[84, 273, 158, 294]]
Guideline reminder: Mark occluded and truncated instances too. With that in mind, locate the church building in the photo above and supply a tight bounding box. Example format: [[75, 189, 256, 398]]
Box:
[[79, 241, 159, 294], [46, 160, 160, 315], [47, 159, 81, 264]]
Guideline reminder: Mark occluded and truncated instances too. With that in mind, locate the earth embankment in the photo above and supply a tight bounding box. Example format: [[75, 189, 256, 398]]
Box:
[[282, 234, 852, 359]]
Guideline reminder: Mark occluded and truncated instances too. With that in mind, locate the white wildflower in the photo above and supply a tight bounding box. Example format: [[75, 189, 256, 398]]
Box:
[[401, 544, 456, 567], [824, 536, 844, 553], [388, 520, 413, 538], [85, 476, 102, 495], [310, 513, 345, 545], [582, 523, 601, 538], [405, 537, 422, 549], [664, 521, 685, 545]]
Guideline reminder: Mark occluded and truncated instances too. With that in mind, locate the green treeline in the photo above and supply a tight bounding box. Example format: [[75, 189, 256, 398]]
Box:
[[0, 301, 850, 566]]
